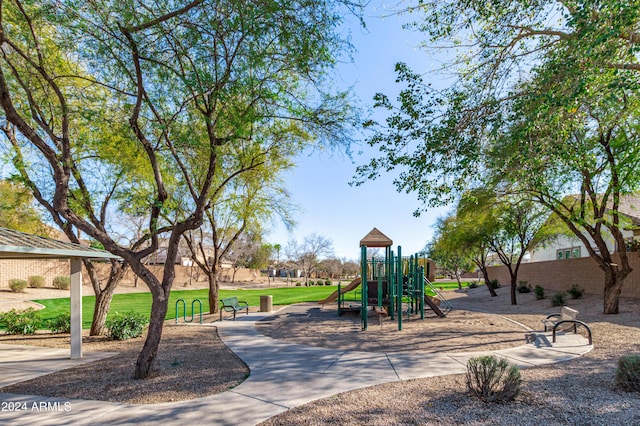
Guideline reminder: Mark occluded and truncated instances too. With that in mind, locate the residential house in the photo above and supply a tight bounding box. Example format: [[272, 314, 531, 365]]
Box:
[[529, 194, 640, 262]]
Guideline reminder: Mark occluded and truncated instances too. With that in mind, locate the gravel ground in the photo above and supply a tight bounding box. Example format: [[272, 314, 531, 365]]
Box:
[[0, 324, 249, 404], [1, 283, 639, 425]]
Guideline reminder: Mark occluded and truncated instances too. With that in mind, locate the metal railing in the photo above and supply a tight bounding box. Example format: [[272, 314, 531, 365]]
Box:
[[424, 277, 453, 314]]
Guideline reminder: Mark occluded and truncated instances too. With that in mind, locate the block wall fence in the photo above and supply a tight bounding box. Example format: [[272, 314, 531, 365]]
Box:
[[0, 260, 260, 289], [486, 253, 640, 299]]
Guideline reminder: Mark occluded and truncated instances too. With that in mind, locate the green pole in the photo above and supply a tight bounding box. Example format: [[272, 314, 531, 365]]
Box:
[[337, 282, 342, 316], [389, 249, 395, 320], [426, 257, 431, 281], [361, 245, 368, 330], [377, 262, 383, 310], [385, 246, 391, 301], [419, 265, 425, 320], [397, 246, 402, 331]]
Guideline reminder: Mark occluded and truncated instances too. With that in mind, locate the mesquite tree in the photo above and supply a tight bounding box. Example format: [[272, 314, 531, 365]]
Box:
[[356, 0, 640, 313], [0, 0, 359, 378]]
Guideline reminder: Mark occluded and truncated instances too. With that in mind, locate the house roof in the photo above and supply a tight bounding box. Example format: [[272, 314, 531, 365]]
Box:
[[0, 227, 120, 260], [616, 194, 640, 225], [562, 193, 640, 226], [359, 228, 393, 248]]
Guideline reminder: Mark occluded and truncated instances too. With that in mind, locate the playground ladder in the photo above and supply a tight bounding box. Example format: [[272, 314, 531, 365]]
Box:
[[424, 277, 453, 314]]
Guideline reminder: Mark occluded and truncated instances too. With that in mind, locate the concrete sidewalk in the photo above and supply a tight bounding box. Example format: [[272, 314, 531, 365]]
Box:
[[0, 312, 593, 425]]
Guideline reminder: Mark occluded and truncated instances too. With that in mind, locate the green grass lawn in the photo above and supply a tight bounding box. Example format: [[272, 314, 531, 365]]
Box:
[[30, 285, 337, 329], [4, 280, 485, 330]]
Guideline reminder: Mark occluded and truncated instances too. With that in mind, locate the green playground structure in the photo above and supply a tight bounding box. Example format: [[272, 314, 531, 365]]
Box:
[[331, 227, 451, 331]]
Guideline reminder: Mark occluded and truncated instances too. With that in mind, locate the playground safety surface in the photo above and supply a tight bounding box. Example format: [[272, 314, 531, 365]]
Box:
[[0, 302, 593, 426]]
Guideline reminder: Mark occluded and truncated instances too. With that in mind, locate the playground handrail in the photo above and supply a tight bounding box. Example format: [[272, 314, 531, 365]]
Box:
[[423, 277, 453, 314]]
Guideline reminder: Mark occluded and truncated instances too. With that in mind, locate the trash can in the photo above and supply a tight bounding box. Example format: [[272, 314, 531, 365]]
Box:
[[260, 295, 273, 312]]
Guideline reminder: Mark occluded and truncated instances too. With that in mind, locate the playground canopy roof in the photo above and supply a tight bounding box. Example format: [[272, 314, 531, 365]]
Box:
[[360, 227, 393, 248], [0, 227, 120, 360], [0, 227, 119, 260]]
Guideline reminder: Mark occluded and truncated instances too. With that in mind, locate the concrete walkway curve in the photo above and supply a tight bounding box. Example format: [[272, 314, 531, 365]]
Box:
[[0, 311, 593, 426]]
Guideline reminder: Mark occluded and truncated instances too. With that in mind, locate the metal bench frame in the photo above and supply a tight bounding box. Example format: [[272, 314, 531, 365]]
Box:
[[542, 306, 592, 345], [219, 296, 249, 321]]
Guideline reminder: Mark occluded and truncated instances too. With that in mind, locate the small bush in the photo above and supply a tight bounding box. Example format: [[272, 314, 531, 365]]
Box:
[[53, 276, 70, 290], [534, 285, 545, 300], [517, 281, 531, 293], [106, 311, 148, 340], [550, 292, 567, 307], [325, 279, 332, 286], [468, 282, 478, 289], [48, 313, 71, 334], [489, 279, 500, 289], [615, 355, 640, 392], [466, 355, 522, 403], [8, 279, 28, 293], [567, 284, 584, 299], [0, 308, 40, 335], [295, 282, 302, 287], [28, 275, 45, 288]]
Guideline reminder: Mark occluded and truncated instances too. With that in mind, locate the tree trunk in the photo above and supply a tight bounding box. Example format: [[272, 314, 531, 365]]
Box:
[[91, 288, 115, 335], [134, 291, 168, 379], [455, 272, 462, 290], [85, 259, 127, 336], [603, 266, 628, 314], [478, 265, 497, 297], [208, 272, 219, 315], [510, 274, 517, 305]]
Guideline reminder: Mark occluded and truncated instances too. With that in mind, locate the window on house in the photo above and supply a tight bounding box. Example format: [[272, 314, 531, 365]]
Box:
[[557, 247, 580, 260]]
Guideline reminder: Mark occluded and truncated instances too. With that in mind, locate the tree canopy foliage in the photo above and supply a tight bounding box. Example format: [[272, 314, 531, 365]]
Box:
[[0, 179, 49, 235], [357, 0, 640, 313]]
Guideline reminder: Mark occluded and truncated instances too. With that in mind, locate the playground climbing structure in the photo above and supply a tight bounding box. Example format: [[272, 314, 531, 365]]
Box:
[[319, 228, 450, 330]]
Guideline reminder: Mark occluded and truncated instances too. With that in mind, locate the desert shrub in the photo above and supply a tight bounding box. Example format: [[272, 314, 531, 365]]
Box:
[[489, 279, 500, 289], [466, 355, 522, 403], [534, 285, 545, 300], [8, 279, 28, 293], [106, 311, 148, 340], [550, 292, 567, 307], [615, 355, 640, 392], [517, 281, 531, 293], [325, 279, 332, 286], [567, 284, 584, 299], [53, 276, 70, 290], [48, 313, 71, 334], [468, 282, 478, 289], [28, 275, 45, 288], [0, 308, 40, 334]]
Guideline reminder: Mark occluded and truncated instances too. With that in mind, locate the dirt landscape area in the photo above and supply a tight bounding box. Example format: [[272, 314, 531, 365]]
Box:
[[1, 283, 639, 424]]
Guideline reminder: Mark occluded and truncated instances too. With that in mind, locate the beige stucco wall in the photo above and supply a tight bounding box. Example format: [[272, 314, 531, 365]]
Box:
[[0, 259, 70, 287], [487, 254, 640, 299], [0, 259, 261, 289]]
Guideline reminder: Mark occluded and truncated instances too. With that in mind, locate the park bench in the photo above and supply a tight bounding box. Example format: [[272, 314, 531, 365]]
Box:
[[219, 296, 249, 321], [541, 306, 592, 345]]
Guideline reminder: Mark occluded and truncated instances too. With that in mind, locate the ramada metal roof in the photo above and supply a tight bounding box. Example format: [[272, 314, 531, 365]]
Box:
[[0, 227, 120, 260]]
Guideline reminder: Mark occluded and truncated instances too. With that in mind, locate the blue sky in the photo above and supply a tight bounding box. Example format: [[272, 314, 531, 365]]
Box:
[[266, 2, 451, 260]]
